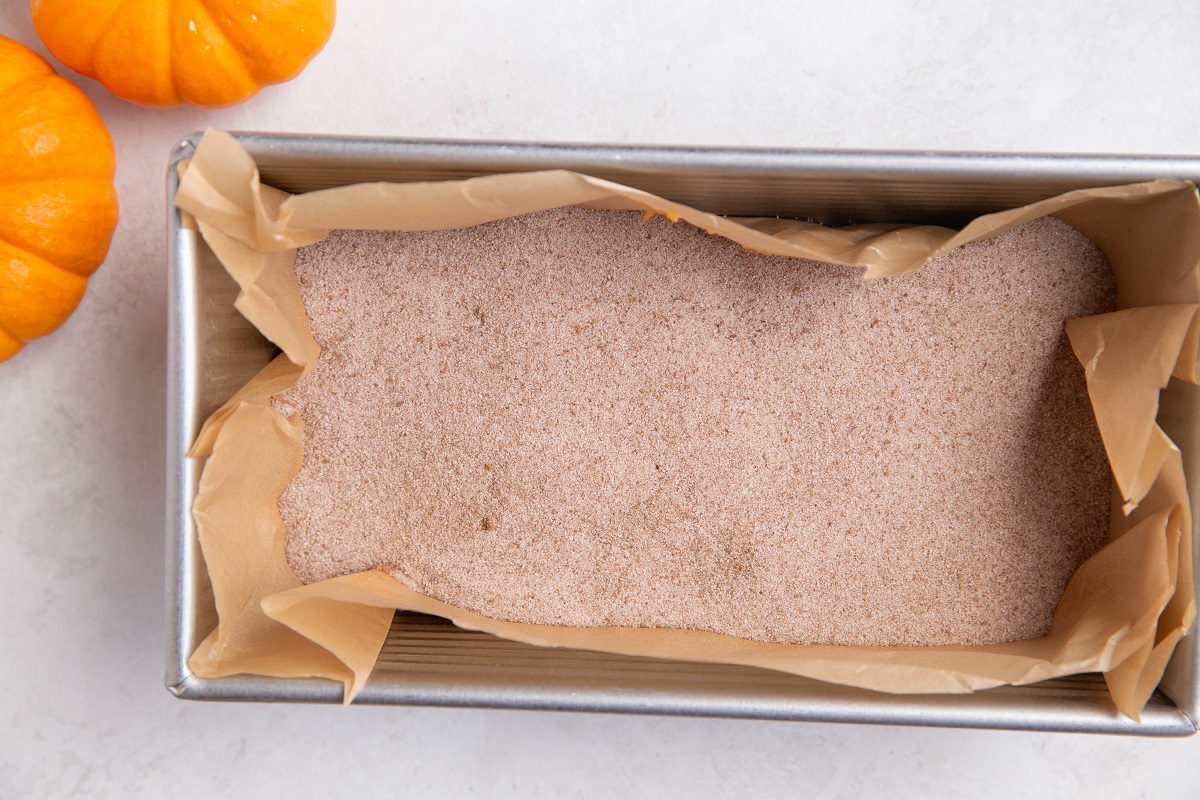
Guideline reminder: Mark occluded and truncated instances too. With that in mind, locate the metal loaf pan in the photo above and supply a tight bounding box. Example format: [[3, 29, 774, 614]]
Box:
[[166, 132, 1200, 735]]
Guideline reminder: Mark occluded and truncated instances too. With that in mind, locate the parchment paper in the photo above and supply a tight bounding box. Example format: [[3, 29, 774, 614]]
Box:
[[178, 130, 1199, 718]]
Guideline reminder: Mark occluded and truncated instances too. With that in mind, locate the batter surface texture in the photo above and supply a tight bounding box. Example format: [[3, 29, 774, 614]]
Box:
[[275, 208, 1114, 647]]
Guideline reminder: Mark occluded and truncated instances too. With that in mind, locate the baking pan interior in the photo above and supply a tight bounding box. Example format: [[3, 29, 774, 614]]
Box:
[[167, 132, 1200, 735]]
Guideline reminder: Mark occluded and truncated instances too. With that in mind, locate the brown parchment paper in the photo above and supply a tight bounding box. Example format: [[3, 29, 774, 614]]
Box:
[[178, 130, 1199, 718]]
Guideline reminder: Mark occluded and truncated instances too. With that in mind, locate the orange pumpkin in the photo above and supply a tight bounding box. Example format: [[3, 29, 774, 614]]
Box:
[[0, 35, 118, 363], [31, 0, 337, 108]]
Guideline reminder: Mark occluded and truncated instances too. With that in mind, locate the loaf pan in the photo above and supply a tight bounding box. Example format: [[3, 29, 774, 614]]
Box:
[[166, 131, 1200, 735]]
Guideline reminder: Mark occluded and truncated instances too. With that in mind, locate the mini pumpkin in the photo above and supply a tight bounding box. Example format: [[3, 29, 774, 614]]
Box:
[[31, 0, 337, 108], [0, 35, 118, 363]]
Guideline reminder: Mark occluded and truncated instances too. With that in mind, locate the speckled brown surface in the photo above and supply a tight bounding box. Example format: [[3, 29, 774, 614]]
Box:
[[274, 208, 1114, 647]]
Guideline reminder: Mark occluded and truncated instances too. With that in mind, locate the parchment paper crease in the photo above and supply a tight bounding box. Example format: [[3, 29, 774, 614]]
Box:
[[178, 130, 1198, 719]]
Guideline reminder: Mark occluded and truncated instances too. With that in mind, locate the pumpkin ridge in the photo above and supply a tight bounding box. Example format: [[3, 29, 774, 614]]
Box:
[[0, 177, 112, 193], [85, 2, 131, 76], [0, 41, 54, 92], [0, 313, 24, 345], [178, 0, 262, 99], [0, 236, 94, 283], [195, 0, 258, 79], [0, 180, 115, 276], [0, 80, 116, 184], [163, 0, 184, 105], [0, 230, 28, 255], [192, 0, 276, 83], [0, 239, 89, 340]]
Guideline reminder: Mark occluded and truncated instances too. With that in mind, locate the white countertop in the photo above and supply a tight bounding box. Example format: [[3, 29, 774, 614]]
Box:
[[3, 2, 1200, 797]]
